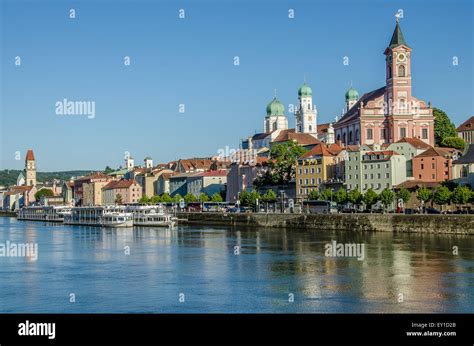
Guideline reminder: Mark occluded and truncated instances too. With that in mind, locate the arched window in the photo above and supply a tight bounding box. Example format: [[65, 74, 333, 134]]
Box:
[[337, 134, 341, 141], [309, 125, 312, 132], [349, 131, 353, 143], [355, 129, 359, 142], [388, 66, 392, 78], [272, 122, 277, 131], [398, 65, 406, 77], [343, 133, 347, 145], [308, 104, 311, 110]]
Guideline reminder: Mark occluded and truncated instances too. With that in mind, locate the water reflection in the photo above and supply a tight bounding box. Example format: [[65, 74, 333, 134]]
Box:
[[0, 218, 472, 313]]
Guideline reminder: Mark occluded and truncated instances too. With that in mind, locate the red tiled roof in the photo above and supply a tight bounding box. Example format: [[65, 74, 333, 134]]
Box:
[[26, 150, 35, 161], [178, 158, 214, 172], [457, 116, 474, 132], [192, 169, 228, 178], [317, 123, 330, 134], [396, 137, 432, 150], [415, 147, 458, 159], [102, 179, 138, 190], [300, 143, 335, 158], [273, 129, 320, 146], [328, 143, 343, 155]]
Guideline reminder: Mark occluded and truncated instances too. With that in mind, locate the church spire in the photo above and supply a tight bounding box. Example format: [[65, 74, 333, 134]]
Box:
[[389, 20, 409, 49]]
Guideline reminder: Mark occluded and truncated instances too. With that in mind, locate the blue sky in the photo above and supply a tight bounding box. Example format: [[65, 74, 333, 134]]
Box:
[[1, 0, 472, 171]]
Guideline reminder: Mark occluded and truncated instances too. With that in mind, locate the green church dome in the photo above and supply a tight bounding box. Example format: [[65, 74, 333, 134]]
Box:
[[266, 97, 285, 117], [298, 82, 312, 97], [345, 87, 359, 101]]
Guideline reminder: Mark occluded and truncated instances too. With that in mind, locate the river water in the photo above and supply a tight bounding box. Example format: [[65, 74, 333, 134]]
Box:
[[0, 217, 472, 313]]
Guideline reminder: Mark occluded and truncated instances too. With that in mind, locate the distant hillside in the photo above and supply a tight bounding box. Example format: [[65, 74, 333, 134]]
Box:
[[0, 170, 94, 187]]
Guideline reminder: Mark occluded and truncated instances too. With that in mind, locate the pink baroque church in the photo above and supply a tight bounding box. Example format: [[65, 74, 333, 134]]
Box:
[[334, 20, 435, 147]]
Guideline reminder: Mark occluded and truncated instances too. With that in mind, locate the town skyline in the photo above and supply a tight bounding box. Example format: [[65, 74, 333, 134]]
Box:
[[1, 0, 473, 171]]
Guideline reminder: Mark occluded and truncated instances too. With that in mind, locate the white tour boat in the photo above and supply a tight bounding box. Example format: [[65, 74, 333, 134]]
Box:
[[17, 206, 72, 222], [126, 205, 177, 227], [64, 206, 133, 227]]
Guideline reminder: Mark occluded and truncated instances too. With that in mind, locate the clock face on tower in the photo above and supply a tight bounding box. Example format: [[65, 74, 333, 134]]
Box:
[[397, 52, 406, 62]]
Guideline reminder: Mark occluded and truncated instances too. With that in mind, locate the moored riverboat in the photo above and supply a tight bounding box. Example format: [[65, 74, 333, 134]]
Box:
[[17, 206, 72, 222], [64, 206, 133, 227], [126, 205, 177, 227]]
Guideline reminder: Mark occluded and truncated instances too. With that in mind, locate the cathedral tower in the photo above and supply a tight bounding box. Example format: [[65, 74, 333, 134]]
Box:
[[25, 149, 36, 186], [264, 93, 288, 133], [295, 80, 317, 137], [384, 19, 412, 115]]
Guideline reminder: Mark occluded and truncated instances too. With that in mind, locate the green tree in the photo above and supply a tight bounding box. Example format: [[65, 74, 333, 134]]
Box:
[[104, 166, 114, 174], [184, 193, 197, 203], [139, 195, 151, 204], [254, 142, 307, 186], [173, 193, 183, 203], [160, 193, 173, 203], [320, 189, 333, 201], [34, 188, 54, 201], [347, 189, 363, 205], [239, 190, 260, 207], [211, 192, 223, 202], [416, 186, 432, 204], [452, 186, 472, 205], [379, 188, 396, 211], [433, 186, 452, 210], [308, 189, 319, 201], [114, 193, 123, 205], [396, 187, 411, 204], [363, 189, 378, 209], [334, 188, 348, 204], [433, 107, 457, 146], [441, 136, 465, 151], [150, 195, 161, 204], [261, 189, 277, 203], [199, 193, 210, 202]]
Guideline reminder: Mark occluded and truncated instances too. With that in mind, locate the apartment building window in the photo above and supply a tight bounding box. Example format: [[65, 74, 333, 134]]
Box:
[[364, 184, 367, 190], [317, 178, 322, 184], [317, 168, 321, 173], [444, 162, 448, 168], [299, 179, 302, 185], [421, 164, 424, 169], [385, 163, 389, 168], [349, 175, 352, 179], [364, 174, 368, 179], [305, 179, 309, 184], [432, 174, 435, 179], [386, 183, 390, 188], [311, 168, 314, 174], [305, 168, 308, 174], [299, 189, 303, 194], [432, 163, 435, 169], [386, 173, 390, 178], [364, 165, 367, 170], [377, 183, 381, 190], [370, 174, 374, 179], [348, 184, 352, 189], [377, 173, 381, 179], [377, 164, 380, 169], [311, 178, 315, 184], [298, 168, 302, 175], [400, 127, 406, 138], [370, 183, 374, 188], [370, 164, 373, 169]]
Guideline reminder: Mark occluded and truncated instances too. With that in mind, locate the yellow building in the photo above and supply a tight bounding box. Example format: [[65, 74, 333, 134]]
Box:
[[296, 143, 344, 201]]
